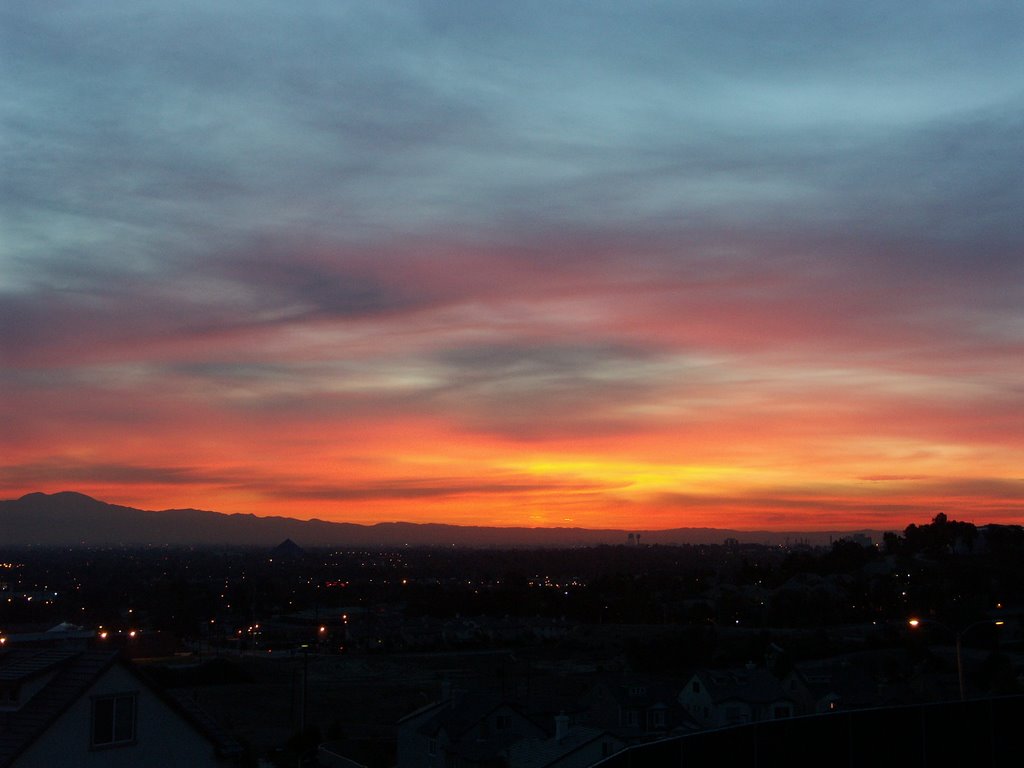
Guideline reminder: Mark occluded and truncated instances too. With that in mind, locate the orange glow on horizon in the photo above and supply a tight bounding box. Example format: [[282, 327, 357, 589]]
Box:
[[4, 247, 1022, 533]]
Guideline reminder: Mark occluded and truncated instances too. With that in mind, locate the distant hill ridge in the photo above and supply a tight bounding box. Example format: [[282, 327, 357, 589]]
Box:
[[0, 491, 883, 548]]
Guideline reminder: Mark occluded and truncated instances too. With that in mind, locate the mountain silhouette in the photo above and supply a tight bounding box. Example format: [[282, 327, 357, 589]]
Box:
[[0, 491, 880, 548]]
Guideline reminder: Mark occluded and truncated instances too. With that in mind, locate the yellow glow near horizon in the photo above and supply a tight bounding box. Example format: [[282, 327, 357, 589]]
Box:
[[511, 457, 764, 496]]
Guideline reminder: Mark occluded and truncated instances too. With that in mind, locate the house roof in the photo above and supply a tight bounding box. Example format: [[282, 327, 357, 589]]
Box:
[[403, 676, 587, 738], [0, 649, 240, 767], [414, 693, 538, 740], [508, 725, 611, 768], [691, 668, 796, 706], [0, 650, 77, 685], [794, 652, 916, 708], [603, 679, 684, 708]]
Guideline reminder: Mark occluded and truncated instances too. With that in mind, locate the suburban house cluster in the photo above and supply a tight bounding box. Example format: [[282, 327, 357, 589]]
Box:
[[395, 650, 879, 768]]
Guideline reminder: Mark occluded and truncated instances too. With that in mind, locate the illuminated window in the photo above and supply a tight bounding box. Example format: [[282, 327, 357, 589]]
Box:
[[91, 693, 136, 747]]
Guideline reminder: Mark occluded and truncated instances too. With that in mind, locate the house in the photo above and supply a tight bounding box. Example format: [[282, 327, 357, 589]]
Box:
[[397, 691, 547, 768], [505, 714, 626, 768], [0, 648, 241, 767], [398, 692, 627, 768], [794, 652, 916, 713], [678, 667, 801, 728], [585, 678, 699, 740]]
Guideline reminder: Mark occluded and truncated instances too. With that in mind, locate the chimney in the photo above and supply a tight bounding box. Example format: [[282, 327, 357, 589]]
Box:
[[555, 713, 570, 742]]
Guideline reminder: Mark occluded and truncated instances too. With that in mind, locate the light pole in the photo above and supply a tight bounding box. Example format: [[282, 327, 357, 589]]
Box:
[[908, 617, 1004, 701], [299, 643, 310, 732]]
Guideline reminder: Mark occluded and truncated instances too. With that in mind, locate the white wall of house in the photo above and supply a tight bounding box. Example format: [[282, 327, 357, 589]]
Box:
[[678, 675, 714, 725], [13, 664, 228, 768], [396, 705, 452, 768]]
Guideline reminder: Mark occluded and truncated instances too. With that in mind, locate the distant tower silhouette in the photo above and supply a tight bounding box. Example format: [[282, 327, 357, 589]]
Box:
[[627, 533, 635, 546], [635, 532, 641, 546]]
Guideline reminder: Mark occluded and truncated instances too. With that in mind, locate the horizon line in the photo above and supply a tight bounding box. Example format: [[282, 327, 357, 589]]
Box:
[[4, 489, 957, 535]]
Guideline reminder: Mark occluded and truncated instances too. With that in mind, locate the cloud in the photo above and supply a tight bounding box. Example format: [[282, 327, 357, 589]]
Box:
[[653, 476, 1024, 529], [859, 475, 930, 483], [244, 476, 617, 502], [2, 2, 1023, 528], [0, 459, 242, 490]]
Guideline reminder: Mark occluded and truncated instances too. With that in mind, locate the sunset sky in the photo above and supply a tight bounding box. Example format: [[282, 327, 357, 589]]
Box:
[[2, 2, 1023, 531]]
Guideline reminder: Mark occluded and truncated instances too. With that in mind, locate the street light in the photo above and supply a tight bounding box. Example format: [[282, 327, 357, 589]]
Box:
[[908, 617, 1004, 701]]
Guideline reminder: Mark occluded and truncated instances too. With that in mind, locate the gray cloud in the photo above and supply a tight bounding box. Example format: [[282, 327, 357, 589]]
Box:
[[0, 457, 617, 502], [655, 477, 1024, 526], [0, 459, 243, 489], [4, 2, 1021, 316], [5, 2, 1021, 256], [246, 477, 617, 502]]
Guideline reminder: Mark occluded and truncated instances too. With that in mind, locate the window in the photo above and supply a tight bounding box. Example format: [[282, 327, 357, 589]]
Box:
[[649, 709, 666, 728], [691, 681, 701, 693], [428, 738, 437, 756], [772, 704, 792, 719], [495, 714, 511, 731], [91, 693, 136, 748]]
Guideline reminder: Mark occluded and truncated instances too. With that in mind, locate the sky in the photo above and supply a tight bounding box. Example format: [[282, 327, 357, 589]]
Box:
[[2, 2, 1023, 531]]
